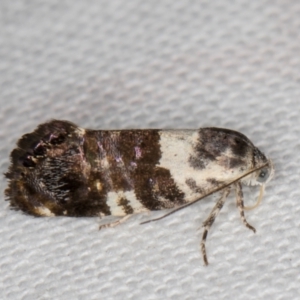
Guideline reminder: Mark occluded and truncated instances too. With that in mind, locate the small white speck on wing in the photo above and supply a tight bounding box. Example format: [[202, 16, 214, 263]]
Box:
[[75, 127, 86, 135], [35, 206, 55, 217]]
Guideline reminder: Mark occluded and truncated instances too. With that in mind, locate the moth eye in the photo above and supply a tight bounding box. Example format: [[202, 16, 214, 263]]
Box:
[[259, 171, 266, 178], [257, 168, 269, 183]]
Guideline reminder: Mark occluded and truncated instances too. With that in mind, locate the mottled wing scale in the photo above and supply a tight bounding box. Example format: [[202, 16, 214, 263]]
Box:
[[4, 120, 274, 265]]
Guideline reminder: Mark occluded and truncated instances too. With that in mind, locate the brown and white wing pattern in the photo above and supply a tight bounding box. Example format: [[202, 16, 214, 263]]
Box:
[[4, 120, 274, 264]]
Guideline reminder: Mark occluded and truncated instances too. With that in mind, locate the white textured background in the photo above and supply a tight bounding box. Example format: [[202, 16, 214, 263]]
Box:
[[0, 1, 299, 299]]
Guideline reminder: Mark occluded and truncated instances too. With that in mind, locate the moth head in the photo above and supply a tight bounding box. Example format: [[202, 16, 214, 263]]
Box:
[[242, 159, 274, 187]]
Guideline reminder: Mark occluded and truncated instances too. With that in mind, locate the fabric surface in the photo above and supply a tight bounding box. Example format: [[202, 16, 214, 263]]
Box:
[[0, 1, 299, 299]]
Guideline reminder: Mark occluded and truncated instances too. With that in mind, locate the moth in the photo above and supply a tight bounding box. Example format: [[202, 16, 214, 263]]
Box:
[[5, 120, 274, 265]]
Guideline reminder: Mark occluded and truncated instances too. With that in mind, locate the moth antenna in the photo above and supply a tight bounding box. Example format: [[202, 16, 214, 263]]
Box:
[[140, 163, 269, 225], [244, 184, 265, 211]]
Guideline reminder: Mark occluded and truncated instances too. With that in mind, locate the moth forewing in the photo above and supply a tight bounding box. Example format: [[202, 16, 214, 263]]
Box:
[[4, 120, 274, 265]]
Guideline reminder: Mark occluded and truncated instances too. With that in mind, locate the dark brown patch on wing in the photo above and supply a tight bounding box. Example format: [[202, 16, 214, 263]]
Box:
[[206, 128, 253, 158], [189, 128, 255, 170], [252, 147, 268, 168], [62, 129, 113, 217], [185, 178, 205, 194], [229, 157, 244, 168], [206, 178, 225, 187], [116, 130, 186, 210], [152, 167, 185, 208], [118, 197, 134, 215], [188, 155, 206, 169], [96, 131, 133, 192]]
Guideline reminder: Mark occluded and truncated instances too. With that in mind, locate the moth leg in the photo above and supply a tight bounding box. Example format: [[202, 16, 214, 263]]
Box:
[[234, 181, 256, 233], [201, 186, 231, 266], [99, 215, 132, 230]]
